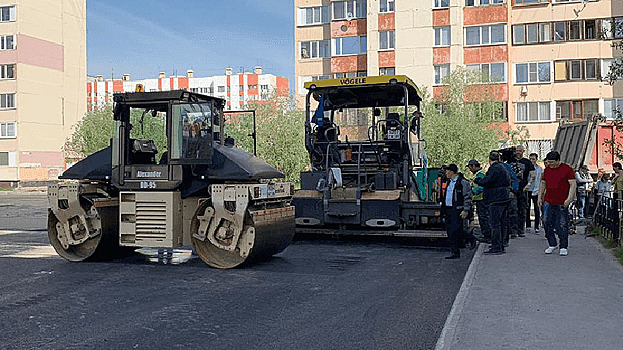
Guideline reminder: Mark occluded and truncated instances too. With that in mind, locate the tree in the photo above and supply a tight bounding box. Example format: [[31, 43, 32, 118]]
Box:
[[64, 106, 167, 158], [226, 93, 309, 185], [421, 66, 511, 168]]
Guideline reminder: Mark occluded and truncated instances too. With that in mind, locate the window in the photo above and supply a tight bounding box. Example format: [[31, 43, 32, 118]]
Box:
[[570, 60, 582, 80], [332, 36, 366, 56], [300, 40, 330, 59], [555, 59, 600, 81], [380, 67, 395, 76], [0, 122, 16, 138], [0, 93, 15, 109], [584, 20, 597, 39], [434, 26, 451, 46], [379, 30, 395, 50], [0, 6, 16, 22], [465, 24, 506, 46], [526, 24, 538, 44], [434, 64, 450, 85], [433, 0, 450, 8], [248, 85, 257, 90], [465, 0, 505, 6], [516, 0, 547, 3], [556, 100, 598, 121], [332, 1, 366, 20], [513, 25, 525, 45], [0, 64, 14, 79], [516, 102, 551, 122], [516, 62, 551, 83], [297, 6, 329, 26], [569, 21, 582, 40], [333, 71, 366, 79], [540, 23, 552, 42], [585, 59, 597, 79], [604, 98, 623, 120], [217, 86, 225, 93], [380, 0, 395, 12], [0, 35, 15, 50], [554, 22, 566, 41], [467, 63, 506, 83]]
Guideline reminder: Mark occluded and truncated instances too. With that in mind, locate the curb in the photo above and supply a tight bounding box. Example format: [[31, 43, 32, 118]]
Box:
[[0, 191, 46, 196], [435, 242, 484, 350]]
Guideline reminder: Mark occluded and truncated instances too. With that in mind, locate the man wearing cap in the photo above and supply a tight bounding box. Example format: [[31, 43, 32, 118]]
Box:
[[575, 165, 593, 219], [475, 151, 511, 255], [539, 151, 576, 256], [468, 159, 491, 243], [442, 164, 476, 259]]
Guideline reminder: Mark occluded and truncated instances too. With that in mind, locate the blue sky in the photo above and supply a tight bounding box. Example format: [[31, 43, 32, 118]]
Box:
[[87, 0, 294, 85]]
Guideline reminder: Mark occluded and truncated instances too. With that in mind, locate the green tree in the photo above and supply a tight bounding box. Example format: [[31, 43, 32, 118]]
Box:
[[421, 66, 508, 168], [64, 106, 167, 158], [226, 93, 308, 184]]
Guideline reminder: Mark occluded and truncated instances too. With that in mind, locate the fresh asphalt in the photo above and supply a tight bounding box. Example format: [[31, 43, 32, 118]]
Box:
[[0, 194, 474, 350]]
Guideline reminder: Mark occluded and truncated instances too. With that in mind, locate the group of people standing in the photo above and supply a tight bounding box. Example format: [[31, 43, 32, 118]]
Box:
[[441, 146, 577, 259]]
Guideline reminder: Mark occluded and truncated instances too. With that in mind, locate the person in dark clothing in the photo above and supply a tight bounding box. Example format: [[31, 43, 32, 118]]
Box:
[[514, 145, 535, 236], [468, 159, 491, 243], [442, 164, 477, 259], [475, 151, 511, 255]]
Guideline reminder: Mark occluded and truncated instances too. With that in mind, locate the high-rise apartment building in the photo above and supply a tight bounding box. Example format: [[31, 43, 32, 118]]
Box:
[[87, 67, 290, 112], [0, 0, 86, 186], [295, 0, 623, 156]]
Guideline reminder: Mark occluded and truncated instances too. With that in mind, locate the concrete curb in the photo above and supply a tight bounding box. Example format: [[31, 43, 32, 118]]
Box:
[[0, 191, 46, 196], [435, 242, 484, 350]]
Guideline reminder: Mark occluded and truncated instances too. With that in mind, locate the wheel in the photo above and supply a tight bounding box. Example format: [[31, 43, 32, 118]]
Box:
[[191, 202, 295, 269]]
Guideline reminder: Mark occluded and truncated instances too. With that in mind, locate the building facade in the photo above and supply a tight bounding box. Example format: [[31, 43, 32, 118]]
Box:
[[0, 0, 86, 186], [87, 67, 290, 112], [294, 0, 623, 156]]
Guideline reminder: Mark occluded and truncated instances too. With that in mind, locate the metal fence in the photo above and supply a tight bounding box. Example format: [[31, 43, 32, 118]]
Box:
[[592, 191, 622, 245]]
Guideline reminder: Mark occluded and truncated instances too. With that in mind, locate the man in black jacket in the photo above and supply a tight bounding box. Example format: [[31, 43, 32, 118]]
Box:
[[475, 151, 511, 255], [442, 164, 477, 259]]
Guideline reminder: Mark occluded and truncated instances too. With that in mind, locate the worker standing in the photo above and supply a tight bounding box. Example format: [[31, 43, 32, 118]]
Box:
[[468, 159, 490, 243], [475, 152, 511, 255], [442, 164, 477, 259]]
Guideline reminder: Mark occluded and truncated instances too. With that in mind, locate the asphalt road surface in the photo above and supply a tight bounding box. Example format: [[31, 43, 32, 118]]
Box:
[[0, 194, 473, 350]]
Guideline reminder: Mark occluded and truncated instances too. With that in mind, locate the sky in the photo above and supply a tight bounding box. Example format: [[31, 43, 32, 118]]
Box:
[[87, 0, 294, 86]]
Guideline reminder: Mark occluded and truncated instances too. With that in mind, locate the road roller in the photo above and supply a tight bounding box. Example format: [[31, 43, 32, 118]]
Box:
[[48, 90, 295, 268]]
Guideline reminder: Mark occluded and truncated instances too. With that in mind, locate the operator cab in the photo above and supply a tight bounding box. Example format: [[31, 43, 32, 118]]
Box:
[[303, 76, 425, 192], [111, 90, 225, 191]]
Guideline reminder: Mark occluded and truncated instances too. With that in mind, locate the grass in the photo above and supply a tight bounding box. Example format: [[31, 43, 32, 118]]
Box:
[[590, 225, 623, 266], [614, 246, 623, 265], [0, 187, 14, 191]]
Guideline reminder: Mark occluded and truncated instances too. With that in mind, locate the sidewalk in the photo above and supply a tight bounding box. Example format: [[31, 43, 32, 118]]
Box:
[[437, 227, 623, 350]]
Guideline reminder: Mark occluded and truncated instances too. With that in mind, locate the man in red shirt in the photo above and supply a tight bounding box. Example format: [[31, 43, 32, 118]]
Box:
[[538, 151, 577, 256]]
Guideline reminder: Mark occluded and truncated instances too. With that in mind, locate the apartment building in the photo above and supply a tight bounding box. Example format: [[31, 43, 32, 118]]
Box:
[[87, 67, 289, 112], [0, 0, 86, 186], [294, 0, 623, 156]]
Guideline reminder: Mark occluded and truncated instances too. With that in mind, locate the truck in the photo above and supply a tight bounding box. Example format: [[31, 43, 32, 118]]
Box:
[[293, 75, 445, 237], [47, 90, 295, 268]]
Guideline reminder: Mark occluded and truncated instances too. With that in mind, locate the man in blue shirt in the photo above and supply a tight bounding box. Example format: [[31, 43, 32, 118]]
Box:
[[442, 164, 476, 259]]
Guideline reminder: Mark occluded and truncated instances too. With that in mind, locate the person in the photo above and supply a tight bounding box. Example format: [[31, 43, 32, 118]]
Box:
[[575, 165, 593, 219], [594, 173, 612, 211], [514, 145, 536, 235], [502, 159, 520, 245], [612, 162, 623, 199], [526, 153, 543, 234], [468, 159, 490, 243], [539, 151, 577, 256], [442, 164, 476, 259], [475, 151, 511, 255]]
